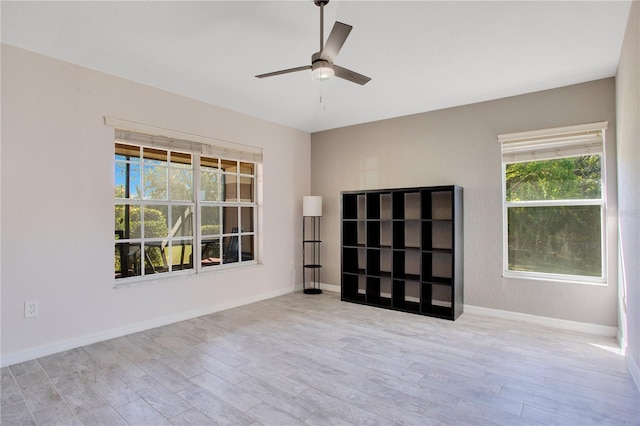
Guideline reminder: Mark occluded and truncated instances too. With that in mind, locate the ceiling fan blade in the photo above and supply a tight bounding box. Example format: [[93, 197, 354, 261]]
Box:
[[334, 65, 371, 85], [255, 65, 311, 79], [321, 21, 352, 62]]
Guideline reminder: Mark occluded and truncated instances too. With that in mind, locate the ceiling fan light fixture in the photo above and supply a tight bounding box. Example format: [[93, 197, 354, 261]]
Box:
[[312, 60, 335, 81]]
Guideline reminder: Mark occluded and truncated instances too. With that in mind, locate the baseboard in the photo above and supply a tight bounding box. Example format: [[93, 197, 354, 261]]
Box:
[[295, 282, 340, 293], [320, 283, 340, 293], [617, 328, 625, 348], [628, 354, 640, 392], [464, 304, 618, 337], [1, 286, 296, 368], [303, 287, 617, 337]]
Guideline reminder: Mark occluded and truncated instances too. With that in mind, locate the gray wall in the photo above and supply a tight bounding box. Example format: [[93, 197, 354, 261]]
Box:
[[311, 78, 618, 326], [616, 0, 640, 385]]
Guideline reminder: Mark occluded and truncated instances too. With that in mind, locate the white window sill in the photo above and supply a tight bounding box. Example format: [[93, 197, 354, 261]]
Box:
[[114, 261, 261, 289], [502, 271, 607, 286]]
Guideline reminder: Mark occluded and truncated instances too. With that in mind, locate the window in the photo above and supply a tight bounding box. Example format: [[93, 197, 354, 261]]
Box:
[[498, 122, 607, 283], [113, 126, 260, 282]]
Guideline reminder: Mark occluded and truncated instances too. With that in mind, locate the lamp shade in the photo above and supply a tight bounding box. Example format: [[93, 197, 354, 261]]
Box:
[[303, 196, 323, 217]]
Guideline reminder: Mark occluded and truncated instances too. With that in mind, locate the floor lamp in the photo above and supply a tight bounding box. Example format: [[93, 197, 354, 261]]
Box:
[[303, 196, 322, 294]]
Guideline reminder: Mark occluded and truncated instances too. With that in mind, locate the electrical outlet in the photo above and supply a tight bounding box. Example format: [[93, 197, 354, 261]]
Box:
[[24, 301, 39, 318]]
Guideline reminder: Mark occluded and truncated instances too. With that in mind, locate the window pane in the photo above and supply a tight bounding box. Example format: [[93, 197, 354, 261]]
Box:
[[223, 235, 239, 264], [115, 243, 124, 278], [241, 235, 254, 261], [221, 159, 237, 172], [115, 242, 141, 278], [115, 162, 141, 199], [507, 205, 602, 277], [144, 205, 169, 238], [115, 143, 140, 160], [171, 205, 193, 237], [201, 238, 221, 267], [201, 206, 221, 235], [170, 239, 193, 271], [201, 156, 219, 168], [223, 174, 238, 201], [171, 152, 192, 167], [223, 207, 239, 234], [200, 169, 220, 201], [240, 162, 254, 175], [144, 165, 168, 200], [145, 241, 169, 274], [506, 155, 601, 201], [240, 176, 254, 202], [143, 147, 167, 164], [240, 207, 254, 232], [115, 204, 141, 239], [170, 168, 193, 201]]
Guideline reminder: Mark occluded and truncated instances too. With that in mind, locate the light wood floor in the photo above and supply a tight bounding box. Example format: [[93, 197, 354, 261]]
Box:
[[2, 291, 639, 425]]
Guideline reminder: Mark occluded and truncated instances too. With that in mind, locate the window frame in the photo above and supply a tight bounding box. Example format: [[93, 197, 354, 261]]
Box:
[[115, 145, 197, 280], [110, 119, 261, 286], [498, 122, 608, 285], [196, 155, 258, 272]]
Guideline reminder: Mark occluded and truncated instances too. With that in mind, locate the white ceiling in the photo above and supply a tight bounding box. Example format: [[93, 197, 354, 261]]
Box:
[[1, 1, 632, 133]]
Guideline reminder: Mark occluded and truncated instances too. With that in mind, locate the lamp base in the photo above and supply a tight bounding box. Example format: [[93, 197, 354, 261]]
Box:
[[303, 288, 322, 295]]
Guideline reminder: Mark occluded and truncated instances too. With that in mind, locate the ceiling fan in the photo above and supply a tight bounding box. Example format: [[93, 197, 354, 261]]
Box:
[[255, 0, 371, 85]]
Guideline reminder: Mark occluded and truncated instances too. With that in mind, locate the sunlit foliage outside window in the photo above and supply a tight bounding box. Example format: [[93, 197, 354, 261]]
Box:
[[505, 155, 603, 278]]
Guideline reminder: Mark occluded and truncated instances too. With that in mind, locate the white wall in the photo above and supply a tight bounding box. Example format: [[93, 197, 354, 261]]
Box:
[[311, 78, 618, 326], [616, 0, 640, 387], [0, 45, 311, 365]]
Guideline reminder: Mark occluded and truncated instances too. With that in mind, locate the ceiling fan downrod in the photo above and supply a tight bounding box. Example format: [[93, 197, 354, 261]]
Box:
[[315, 0, 330, 52]]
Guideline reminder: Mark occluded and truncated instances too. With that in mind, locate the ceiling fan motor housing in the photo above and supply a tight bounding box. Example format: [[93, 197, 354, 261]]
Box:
[[311, 52, 335, 80]]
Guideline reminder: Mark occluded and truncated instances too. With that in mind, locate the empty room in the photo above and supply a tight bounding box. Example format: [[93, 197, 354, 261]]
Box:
[[1, 1, 639, 425]]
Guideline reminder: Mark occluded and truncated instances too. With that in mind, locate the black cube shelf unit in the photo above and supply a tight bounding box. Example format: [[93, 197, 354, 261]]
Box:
[[341, 185, 463, 320]]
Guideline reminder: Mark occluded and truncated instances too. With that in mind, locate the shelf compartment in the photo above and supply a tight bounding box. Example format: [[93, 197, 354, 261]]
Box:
[[421, 283, 453, 317], [380, 221, 393, 248], [422, 220, 453, 250], [392, 280, 420, 312], [380, 249, 392, 277], [432, 221, 452, 249], [405, 220, 421, 249], [421, 190, 453, 220], [422, 252, 453, 284], [380, 193, 393, 220], [343, 221, 358, 247], [343, 194, 358, 220], [367, 277, 392, 307], [343, 220, 366, 247], [431, 191, 453, 220], [392, 250, 421, 280], [358, 275, 366, 295], [392, 192, 405, 220], [405, 192, 421, 220], [367, 249, 381, 275], [366, 221, 381, 248], [357, 194, 366, 220], [366, 193, 381, 219], [342, 273, 365, 302], [343, 247, 366, 274], [393, 220, 421, 249]]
